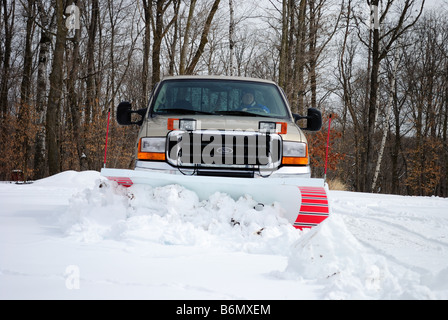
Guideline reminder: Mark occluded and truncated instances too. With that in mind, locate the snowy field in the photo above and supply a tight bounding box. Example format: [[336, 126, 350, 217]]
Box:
[[1, 170, 448, 300]]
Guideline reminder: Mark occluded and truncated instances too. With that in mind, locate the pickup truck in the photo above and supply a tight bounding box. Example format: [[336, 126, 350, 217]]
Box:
[[116, 75, 322, 179], [103, 75, 329, 230]]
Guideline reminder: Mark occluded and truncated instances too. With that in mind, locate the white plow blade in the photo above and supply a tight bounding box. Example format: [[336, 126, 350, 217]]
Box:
[[100, 168, 330, 230]]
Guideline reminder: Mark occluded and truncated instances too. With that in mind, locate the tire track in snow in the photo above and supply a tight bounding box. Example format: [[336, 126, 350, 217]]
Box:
[[330, 193, 448, 274], [343, 215, 447, 273]]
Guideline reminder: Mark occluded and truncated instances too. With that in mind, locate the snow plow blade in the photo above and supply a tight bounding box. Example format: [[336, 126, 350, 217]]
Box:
[[100, 168, 330, 230]]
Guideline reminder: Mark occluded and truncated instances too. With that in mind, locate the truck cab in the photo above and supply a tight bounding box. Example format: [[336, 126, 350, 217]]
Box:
[[117, 75, 321, 179]]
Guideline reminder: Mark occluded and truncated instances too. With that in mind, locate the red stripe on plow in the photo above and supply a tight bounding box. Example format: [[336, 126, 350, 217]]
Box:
[[106, 177, 133, 188], [300, 205, 329, 214], [300, 190, 327, 198], [295, 213, 329, 230], [295, 186, 330, 230], [299, 187, 327, 194], [301, 198, 329, 205]]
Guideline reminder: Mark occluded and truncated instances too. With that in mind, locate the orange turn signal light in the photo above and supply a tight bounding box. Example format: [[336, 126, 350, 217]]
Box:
[[138, 139, 166, 161], [167, 118, 179, 131], [276, 122, 287, 134], [282, 156, 309, 165]]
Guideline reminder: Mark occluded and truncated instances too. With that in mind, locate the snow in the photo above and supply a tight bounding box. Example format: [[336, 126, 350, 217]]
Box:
[[1, 170, 448, 300]]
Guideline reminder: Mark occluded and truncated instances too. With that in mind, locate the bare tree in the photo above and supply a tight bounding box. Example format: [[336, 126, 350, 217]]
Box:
[[151, 0, 178, 83], [142, 0, 152, 101], [18, 0, 35, 179], [307, 0, 342, 110], [0, 0, 15, 120], [185, 0, 221, 74], [278, 0, 289, 89], [179, 0, 197, 75], [46, 0, 67, 176], [371, 47, 398, 191], [228, 0, 236, 76], [33, 0, 52, 179], [363, 0, 425, 192]]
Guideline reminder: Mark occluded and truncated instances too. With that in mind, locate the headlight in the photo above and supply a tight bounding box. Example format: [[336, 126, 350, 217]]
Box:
[[139, 137, 166, 161], [141, 137, 166, 153], [283, 141, 307, 157], [179, 119, 196, 131], [167, 118, 197, 131], [259, 121, 276, 132], [282, 141, 308, 165], [259, 121, 287, 134]]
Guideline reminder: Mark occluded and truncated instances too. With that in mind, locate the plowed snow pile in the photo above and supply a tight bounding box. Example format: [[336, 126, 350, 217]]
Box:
[[1, 171, 448, 299]]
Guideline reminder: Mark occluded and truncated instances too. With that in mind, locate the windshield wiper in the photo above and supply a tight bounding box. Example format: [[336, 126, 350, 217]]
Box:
[[157, 108, 214, 115], [215, 110, 272, 118], [157, 108, 272, 117]]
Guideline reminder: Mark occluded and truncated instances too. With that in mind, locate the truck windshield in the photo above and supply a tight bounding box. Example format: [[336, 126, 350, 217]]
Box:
[[151, 79, 290, 119]]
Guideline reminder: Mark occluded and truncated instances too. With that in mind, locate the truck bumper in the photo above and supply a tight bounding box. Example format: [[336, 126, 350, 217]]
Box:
[[134, 160, 311, 178]]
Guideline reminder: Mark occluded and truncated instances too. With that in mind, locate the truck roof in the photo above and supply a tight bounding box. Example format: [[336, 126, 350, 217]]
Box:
[[159, 75, 277, 85]]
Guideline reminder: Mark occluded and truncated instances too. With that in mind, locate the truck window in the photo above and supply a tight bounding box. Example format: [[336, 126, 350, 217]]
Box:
[[151, 79, 290, 118]]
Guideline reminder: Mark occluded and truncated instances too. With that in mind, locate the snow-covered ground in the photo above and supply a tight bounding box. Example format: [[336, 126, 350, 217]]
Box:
[[1, 170, 447, 300]]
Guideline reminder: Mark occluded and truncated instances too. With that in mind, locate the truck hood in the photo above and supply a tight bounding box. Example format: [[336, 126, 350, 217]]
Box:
[[141, 115, 307, 142]]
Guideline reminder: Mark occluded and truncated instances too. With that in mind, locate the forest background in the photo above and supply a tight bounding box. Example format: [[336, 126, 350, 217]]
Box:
[[1, 0, 447, 197]]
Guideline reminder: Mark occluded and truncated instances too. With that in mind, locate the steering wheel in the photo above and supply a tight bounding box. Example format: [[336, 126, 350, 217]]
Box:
[[246, 107, 269, 114]]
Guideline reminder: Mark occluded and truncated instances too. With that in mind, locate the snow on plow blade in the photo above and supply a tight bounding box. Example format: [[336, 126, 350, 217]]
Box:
[[100, 168, 330, 230]]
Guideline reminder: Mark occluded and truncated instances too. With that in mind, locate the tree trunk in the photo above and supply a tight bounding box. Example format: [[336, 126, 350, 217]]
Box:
[[152, 1, 164, 84], [0, 0, 14, 119], [278, 0, 288, 89], [107, 0, 116, 118], [66, 1, 82, 170], [179, 0, 197, 75], [228, 0, 235, 76], [391, 80, 401, 195], [19, 0, 34, 109], [365, 0, 425, 193], [308, 0, 317, 109], [185, 0, 221, 74], [168, 0, 180, 76], [18, 0, 35, 179], [372, 49, 398, 191], [294, 0, 307, 114], [443, 61, 448, 197], [86, 0, 99, 125], [365, 0, 380, 193], [142, 0, 152, 100], [46, 0, 67, 176], [34, 0, 51, 179], [84, 0, 99, 169]]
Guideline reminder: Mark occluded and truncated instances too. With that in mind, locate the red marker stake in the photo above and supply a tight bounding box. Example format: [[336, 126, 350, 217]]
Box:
[[324, 114, 332, 182], [103, 108, 111, 168]]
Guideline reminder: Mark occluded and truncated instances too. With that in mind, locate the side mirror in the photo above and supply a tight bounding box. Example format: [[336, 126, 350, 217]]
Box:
[[117, 101, 146, 126], [293, 108, 322, 132]]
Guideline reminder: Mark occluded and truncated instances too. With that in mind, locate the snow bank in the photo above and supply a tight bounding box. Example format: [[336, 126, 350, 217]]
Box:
[[33, 170, 100, 189], [45, 171, 448, 299], [282, 199, 447, 300], [60, 178, 301, 255], [280, 215, 403, 299]]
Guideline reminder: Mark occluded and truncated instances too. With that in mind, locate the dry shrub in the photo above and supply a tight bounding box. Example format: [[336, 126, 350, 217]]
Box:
[[327, 178, 348, 191]]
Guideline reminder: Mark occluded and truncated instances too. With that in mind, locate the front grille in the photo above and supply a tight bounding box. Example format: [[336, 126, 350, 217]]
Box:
[[167, 130, 282, 169]]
